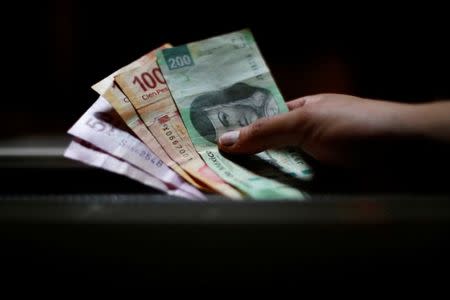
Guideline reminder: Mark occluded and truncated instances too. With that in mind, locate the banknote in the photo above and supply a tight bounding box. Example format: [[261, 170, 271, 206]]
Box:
[[91, 45, 204, 190], [64, 140, 198, 200], [67, 96, 205, 200], [115, 59, 243, 200], [157, 29, 309, 200], [102, 79, 203, 189]]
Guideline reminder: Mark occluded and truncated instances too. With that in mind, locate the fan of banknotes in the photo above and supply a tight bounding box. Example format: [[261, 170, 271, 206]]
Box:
[[64, 29, 314, 201]]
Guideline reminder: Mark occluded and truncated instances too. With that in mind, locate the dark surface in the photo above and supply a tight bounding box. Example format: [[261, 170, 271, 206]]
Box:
[[1, 194, 449, 289], [0, 152, 449, 289]]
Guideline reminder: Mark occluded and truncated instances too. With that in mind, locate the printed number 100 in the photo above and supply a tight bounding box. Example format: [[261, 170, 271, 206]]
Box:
[[132, 68, 165, 92]]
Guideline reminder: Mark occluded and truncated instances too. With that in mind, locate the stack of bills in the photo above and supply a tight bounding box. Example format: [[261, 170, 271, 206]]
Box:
[[64, 29, 313, 201]]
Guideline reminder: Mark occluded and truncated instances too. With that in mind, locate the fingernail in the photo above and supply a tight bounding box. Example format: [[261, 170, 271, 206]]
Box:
[[219, 130, 240, 146]]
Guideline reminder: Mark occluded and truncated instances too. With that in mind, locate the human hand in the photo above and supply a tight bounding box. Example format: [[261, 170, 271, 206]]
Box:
[[218, 93, 449, 167]]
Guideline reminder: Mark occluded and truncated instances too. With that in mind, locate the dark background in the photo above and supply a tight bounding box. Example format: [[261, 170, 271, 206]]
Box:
[[3, 1, 449, 138], [3, 0, 449, 195], [1, 1, 449, 290]]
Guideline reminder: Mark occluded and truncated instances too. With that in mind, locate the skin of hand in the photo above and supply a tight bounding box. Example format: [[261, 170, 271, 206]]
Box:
[[218, 94, 450, 167]]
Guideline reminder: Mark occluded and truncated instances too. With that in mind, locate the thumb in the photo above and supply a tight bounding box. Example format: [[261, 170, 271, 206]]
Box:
[[218, 110, 301, 154]]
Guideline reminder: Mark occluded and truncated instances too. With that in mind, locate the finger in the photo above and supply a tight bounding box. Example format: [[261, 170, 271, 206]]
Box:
[[218, 110, 301, 154]]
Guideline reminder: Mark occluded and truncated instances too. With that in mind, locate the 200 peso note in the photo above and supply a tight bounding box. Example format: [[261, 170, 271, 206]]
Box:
[[157, 29, 311, 200]]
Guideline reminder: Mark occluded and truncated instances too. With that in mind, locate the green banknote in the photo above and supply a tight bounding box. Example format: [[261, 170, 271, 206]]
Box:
[[157, 29, 311, 200]]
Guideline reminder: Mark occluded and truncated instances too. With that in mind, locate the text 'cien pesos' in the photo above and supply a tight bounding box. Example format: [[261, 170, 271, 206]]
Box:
[[142, 86, 169, 101]]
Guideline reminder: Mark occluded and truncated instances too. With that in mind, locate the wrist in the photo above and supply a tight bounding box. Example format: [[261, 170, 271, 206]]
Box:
[[401, 101, 450, 142]]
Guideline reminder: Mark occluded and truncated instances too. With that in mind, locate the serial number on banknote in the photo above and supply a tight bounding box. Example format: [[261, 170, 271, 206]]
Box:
[[161, 123, 190, 160], [119, 138, 163, 167]]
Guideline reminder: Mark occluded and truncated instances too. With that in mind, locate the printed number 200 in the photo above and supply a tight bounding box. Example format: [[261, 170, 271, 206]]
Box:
[[168, 55, 192, 69]]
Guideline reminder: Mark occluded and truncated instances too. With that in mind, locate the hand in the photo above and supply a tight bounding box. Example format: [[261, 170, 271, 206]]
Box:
[[218, 93, 450, 167]]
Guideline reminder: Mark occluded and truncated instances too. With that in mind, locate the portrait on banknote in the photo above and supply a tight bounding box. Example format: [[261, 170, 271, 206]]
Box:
[[190, 82, 279, 143]]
